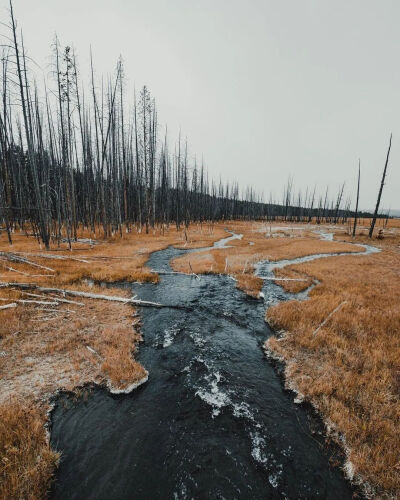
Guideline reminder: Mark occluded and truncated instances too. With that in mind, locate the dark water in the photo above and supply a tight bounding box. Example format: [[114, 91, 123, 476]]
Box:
[[50, 238, 359, 499]]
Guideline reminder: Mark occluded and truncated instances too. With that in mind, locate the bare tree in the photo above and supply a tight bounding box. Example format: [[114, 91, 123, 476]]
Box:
[[369, 134, 392, 238], [352, 159, 361, 238]]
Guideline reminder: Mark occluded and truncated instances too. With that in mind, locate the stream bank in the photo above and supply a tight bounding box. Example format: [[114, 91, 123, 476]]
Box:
[[50, 233, 370, 499]]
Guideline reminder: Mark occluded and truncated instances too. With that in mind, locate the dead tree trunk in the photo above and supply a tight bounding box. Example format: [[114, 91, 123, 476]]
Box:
[[369, 134, 392, 238], [352, 159, 360, 238]]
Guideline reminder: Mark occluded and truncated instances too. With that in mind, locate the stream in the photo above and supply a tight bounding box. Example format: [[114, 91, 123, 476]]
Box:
[[50, 232, 378, 499]]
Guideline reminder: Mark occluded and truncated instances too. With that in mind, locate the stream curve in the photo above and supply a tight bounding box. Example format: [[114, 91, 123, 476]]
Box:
[[50, 231, 375, 499]]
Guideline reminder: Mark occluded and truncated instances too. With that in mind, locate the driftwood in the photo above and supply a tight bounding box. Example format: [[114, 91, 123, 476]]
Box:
[[86, 345, 102, 359], [258, 276, 309, 282], [0, 261, 53, 277], [0, 252, 55, 272], [312, 301, 347, 336], [151, 269, 200, 280], [188, 262, 200, 280], [18, 299, 59, 306], [61, 238, 98, 245], [37, 308, 64, 312], [151, 270, 194, 277], [17, 252, 91, 264], [0, 302, 17, 310], [48, 295, 84, 306], [20, 291, 84, 306], [0, 282, 189, 309]]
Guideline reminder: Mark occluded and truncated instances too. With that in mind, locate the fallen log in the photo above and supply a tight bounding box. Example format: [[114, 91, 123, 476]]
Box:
[[312, 301, 347, 336], [16, 252, 91, 264], [18, 300, 59, 306], [0, 282, 189, 309], [151, 269, 201, 280], [0, 261, 53, 277], [188, 261, 200, 280], [20, 291, 84, 306], [0, 302, 17, 310], [0, 252, 55, 272], [258, 276, 309, 281], [151, 270, 198, 277]]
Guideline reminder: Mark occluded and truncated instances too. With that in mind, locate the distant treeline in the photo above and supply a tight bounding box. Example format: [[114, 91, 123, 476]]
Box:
[[0, 2, 388, 248]]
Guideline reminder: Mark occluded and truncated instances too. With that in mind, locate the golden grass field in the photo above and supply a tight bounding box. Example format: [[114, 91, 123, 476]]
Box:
[[0, 223, 226, 499], [171, 220, 364, 297], [264, 220, 400, 497], [0, 218, 399, 498]]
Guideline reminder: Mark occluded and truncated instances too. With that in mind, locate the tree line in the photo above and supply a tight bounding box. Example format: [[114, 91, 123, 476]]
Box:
[[0, 2, 390, 248]]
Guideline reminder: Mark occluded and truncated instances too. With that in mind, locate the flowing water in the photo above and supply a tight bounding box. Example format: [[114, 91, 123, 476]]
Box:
[[50, 232, 377, 499]]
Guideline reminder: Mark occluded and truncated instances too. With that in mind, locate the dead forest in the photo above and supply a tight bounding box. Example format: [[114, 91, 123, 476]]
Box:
[[0, 2, 391, 249]]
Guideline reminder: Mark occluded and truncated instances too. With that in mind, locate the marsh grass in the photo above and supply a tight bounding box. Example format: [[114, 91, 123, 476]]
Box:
[[0, 399, 59, 500], [1, 219, 399, 497], [266, 247, 400, 496]]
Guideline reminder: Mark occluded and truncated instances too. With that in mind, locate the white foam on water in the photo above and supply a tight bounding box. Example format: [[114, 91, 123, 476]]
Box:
[[173, 481, 187, 500], [195, 371, 231, 418], [250, 431, 283, 489], [232, 401, 255, 422], [163, 324, 180, 348], [190, 329, 207, 348], [250, 431, 268, 465], [268, 472, 280, 488]]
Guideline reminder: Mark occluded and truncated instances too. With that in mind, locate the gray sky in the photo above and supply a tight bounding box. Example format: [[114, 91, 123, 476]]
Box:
[[3, 0, 399, 209]]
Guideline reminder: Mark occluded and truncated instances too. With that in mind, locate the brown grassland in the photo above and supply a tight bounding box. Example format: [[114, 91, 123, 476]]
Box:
[[265, 220, 400, 497], [171, 220, 364, 297], [0, 218, 399, 498], [0, 223, 226, 499]]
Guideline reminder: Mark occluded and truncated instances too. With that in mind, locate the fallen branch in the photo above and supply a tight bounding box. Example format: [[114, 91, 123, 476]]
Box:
[[0, 282, 189, 309], [188, 262, 200, 280], [37, 308, 63, 313], [151, 269, 199, 280], [86, 345, 102, 358], [16, 252, 91, 264], [0, 261, 53, 277], [0, 252, 55, 272], [151, 270, 187, 275], [312, 301, 347, 336], [61, 237, 98, 245], [0, 302, 17, 310], [20, 291, 84, 306], [18, 300, 59, 306], [258, 276, 309, 281]]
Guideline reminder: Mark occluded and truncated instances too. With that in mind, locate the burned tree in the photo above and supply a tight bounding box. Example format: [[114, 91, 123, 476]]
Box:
[[369, 134, 392, 238]]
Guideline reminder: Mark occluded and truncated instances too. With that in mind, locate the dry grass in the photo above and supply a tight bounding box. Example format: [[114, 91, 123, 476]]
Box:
[[1, 219, 399, 497], [0, 398, 59, 500], [0, 284, 146, 403], [266, 238, 400, 496], [235, 274, 264, 298], [273, 267, 313, 293], [171, 219, 400, 495], [0, 222, 229, 403], [0, 223, 228, 287], [171, 220, 364, 297]]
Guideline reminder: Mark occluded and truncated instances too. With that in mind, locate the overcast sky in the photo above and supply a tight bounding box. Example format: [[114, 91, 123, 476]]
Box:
[[2, 0, 399, 210]]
